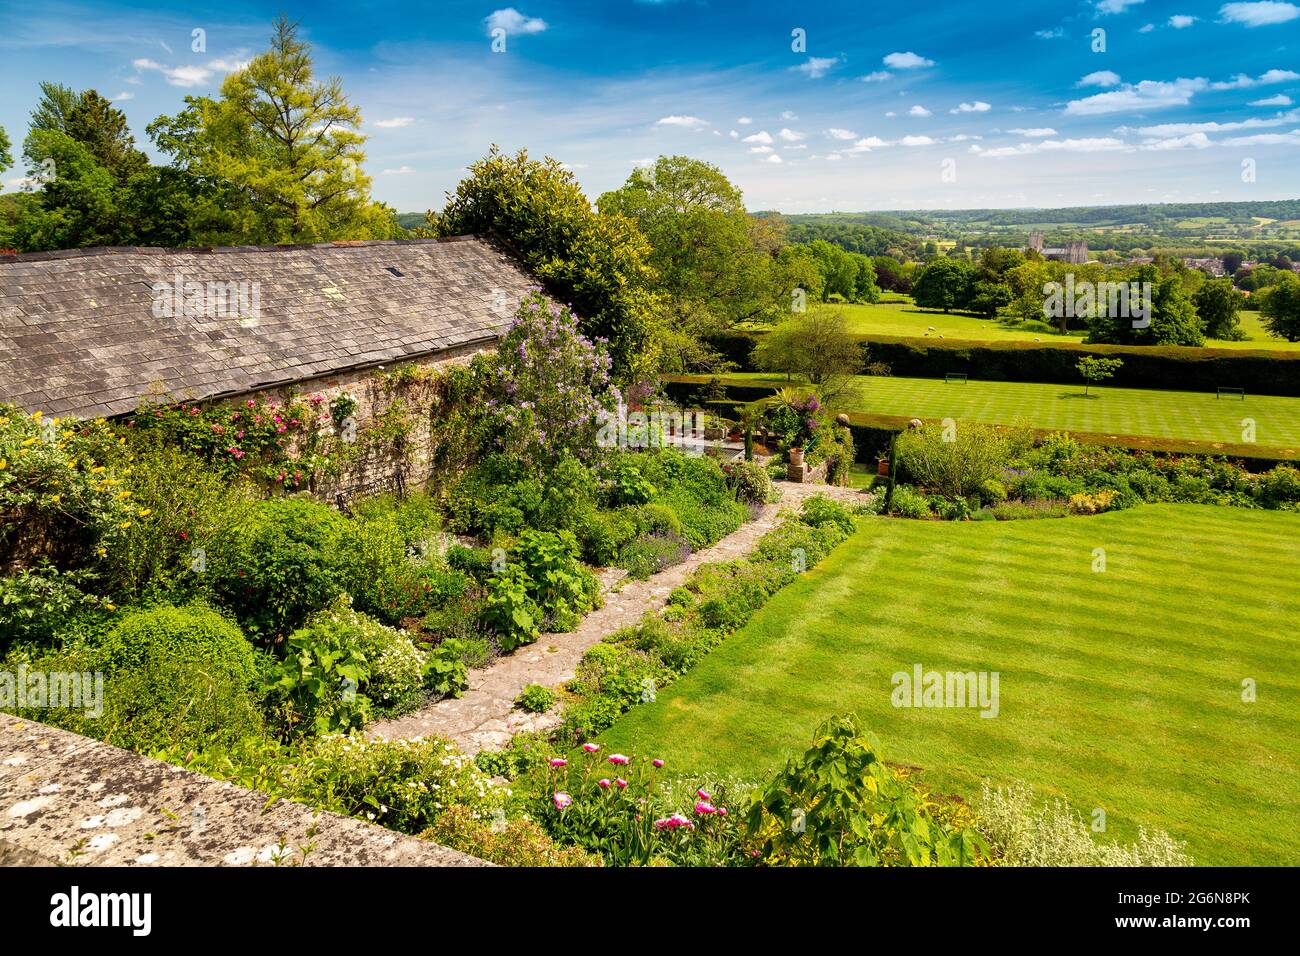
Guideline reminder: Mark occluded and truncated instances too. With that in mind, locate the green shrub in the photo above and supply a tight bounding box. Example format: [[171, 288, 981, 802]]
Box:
[[978, 782, 1192, 866], [513, 529, 599, 629], [85, 604, 263, 753], [423, 805, 601, 867], [0, 565, 113, 649], [437, 635, 494, 669], [423, 640, 470, 698], [290, 597, 425, 712], [446, 543, 495, 582], [515, 683, 557, 713], [896, 422, 1033, 500], [576, 508, 639, 566], [604, 454, 657, 505], [619, 530, 692, 579], [480, 565, 541, 651], [657, 488, 747, 550], [746, 715, 988, 866], [722, 459, 772, 506], [800, 495, 857, 535], [887, 485, 932, 519], [169, 733, 506, 836], [213, 497, 348, 642], [266, 613, 372, 738], [1259, 465, 1300, 505]]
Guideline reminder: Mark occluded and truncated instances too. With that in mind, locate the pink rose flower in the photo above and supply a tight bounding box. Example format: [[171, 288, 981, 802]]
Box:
[[652, 759, 664, 768], [552, 792, 572, 810], [598, 778, 611, 789], [615, 778, 628, 789], [696, 788, 712, 801], [582, 743, 600, 753], [607, 754, 629, 766], [549, 758, 567, 768], [695, 800, 717, 815]]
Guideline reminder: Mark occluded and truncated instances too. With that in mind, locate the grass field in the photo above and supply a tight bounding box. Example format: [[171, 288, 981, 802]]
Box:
[[819, 300, 1299, 351], [702, 372, 1300, 458], [598, 504, 1300, 865]]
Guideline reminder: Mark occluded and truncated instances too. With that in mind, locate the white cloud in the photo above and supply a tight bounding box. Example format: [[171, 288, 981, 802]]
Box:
[[780, 111, 799, 120], [1096, 0, 1145, 13], [793, 57, 838, 79], [1249, 93, 1294, 106], [1035, 27, 1065, 38], [132, 56, 247, 87], [1218, 2, 1300, 27], [883, 51, 934, 69], [382, 165, 415, 175], [484, 8, 547, 36], [1008, 127, 1058, 136], [1077, 70, 1122, 88], [1221, 130, 1300, 144], [749, 145, 774, 153], [764, 153, 784, 164], [908, 105, 932, 117], [972, 137, 1129, 157], [655, 115, 709, 128], [1209, 69, 1300, 89], [861, 71, 891, 82], [1139, 22, 1156, 31], [110, 91, 134, 102], [950, 101, 991, 113], [899, 135, 937, 146], [728, 130, 739, 139], [825, 128, 858, 140], [373, 117, 415, 129], [737, 116, 753, 125], [884, 111, 897, 117], [1139, 132, 1212, 149], [743, 130, 774, 144], [1120, 109, 1300, 135], [1168, 14, 1197, 27], [1066, 78, 1208, 115], [778, 128, 805, 141]]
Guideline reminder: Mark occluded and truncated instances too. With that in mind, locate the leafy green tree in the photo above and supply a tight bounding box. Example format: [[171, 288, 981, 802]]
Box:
[[13, 130, 126, 250], [806, 239, 858, 300], [30, 83, 148, 183], [911, 257, 974, 313], [598, 156, 782, 336], [0, 125, 11, 175], [969, 280, 1011, 319], [1086, 267, 1205, 347], [776, 243, 825, 307], [148, 16, 399, 243], [440, 146, 663, 380], [1260, 274, 1300, 342], [851, 252, 880, 303], [1192, 278, 1246, 341], [752, 310, 861, 405], [1076, 355, 1123, 396]]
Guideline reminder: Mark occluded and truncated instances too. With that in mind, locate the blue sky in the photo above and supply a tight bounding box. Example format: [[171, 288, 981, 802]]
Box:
[[1, 0, 1298, 212]]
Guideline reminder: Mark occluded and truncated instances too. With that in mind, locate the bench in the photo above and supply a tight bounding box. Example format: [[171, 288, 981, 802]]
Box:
[[945, 372, 968, 384], [1216, 387, 1245, 400]]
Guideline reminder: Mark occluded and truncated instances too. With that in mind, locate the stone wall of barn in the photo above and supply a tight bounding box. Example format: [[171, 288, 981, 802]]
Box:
[[232, 341, 494, 507]]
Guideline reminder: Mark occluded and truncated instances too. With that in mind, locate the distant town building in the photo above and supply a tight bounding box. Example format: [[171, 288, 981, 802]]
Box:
[[1183, 257, 1227, 277], [1027, 231, 1088, 264]]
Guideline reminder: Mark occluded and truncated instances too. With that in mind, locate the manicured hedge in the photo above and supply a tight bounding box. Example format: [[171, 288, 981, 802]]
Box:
[[706, 330, 1300, 397], [858, 336, 1300, 397]]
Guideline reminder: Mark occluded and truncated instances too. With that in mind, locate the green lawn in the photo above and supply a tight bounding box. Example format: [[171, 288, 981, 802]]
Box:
[[599, 504, 1300, 865], [820, 300, 1299, 351], [715, 372, 1300, 457]]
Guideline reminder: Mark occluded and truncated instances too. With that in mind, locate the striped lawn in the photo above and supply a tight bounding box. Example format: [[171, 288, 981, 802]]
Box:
[[822, 300, 1300, 352], [599, 505, 1300, 865], [725, 372, 1300, 454]]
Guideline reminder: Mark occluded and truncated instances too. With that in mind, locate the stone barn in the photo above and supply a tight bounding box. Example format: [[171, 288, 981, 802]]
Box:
[[0, 236, 541, 499]]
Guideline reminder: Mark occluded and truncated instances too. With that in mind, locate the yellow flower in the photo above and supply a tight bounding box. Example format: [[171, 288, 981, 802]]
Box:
[[21, 438, 35, 447], [104, 603, 116, 612], [31, 410, 43, 419], [118, 521, 131, 529], [0, 459, 6, 470], [96, 547, 107, 557], [49, 495, 61, 503], [91, 466, 106, 474], [137, 508, 152, 517]]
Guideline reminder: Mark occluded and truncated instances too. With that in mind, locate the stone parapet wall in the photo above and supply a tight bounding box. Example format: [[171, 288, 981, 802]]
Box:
[[0, 714, 486, 867]]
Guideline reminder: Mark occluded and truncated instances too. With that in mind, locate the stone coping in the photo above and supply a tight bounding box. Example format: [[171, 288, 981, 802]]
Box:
[[0, 714, 487, 867]]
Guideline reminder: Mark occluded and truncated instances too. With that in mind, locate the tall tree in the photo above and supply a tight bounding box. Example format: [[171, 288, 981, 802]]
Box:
[[440, 146, 664, 380], [911, 257, 974, 313], [1192, 278, 1246, 341], [148, 17, 398, 243], [598, 156, 783, 336], [29, 83, 148, 182], [0, 125, 11, 175], [1261, 274, 1300, 342]]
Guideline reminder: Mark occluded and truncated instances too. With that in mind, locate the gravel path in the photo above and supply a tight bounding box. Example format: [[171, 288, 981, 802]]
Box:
[[369, 480, 869, 754]]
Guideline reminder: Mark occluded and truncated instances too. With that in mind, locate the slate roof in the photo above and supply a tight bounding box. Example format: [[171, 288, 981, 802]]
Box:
[[0, 236, 538, 420]]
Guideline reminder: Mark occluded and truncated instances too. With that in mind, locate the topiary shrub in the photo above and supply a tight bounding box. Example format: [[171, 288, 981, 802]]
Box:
[[90, 603, 263, 753]]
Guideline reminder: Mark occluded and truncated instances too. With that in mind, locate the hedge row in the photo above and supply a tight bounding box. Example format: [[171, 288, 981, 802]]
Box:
[[705, 331, 1300, 397]]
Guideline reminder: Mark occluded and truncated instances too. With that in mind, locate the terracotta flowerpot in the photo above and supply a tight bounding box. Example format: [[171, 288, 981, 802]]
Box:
[[789, 447, 804, 467], [877, 459, 889, 477]]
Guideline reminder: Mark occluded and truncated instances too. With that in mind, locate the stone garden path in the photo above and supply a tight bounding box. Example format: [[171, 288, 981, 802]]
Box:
[[369, 480, 869, 754]]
